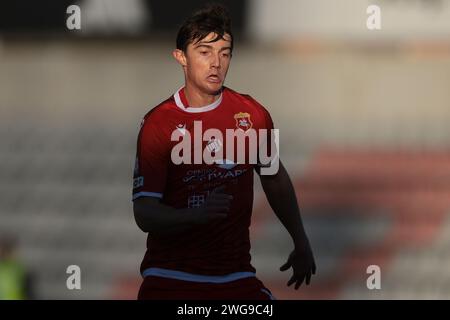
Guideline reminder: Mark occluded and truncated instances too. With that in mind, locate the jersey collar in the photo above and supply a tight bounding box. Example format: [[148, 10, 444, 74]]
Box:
[[174, 87, 223, 113]]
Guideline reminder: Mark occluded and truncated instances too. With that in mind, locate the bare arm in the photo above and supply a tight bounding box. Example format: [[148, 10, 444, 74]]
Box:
[[133, 186, 232, 237], [257, 160, 316, 289]]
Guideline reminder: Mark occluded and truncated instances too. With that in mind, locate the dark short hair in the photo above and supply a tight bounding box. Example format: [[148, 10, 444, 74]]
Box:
[[176, 4, 233, 53]]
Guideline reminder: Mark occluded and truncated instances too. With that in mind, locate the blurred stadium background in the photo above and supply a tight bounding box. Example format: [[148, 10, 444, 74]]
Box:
[[1, 0, 450, 299]]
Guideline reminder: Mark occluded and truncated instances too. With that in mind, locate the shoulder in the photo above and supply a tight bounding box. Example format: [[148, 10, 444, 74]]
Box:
[[142, 96, 176, 123], [139, 93, 184, 134], [136, 96, 180, 143], [224, 87, 273, 119]]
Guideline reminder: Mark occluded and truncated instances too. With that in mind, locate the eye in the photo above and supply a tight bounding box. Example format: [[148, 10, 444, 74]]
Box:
[[200, 51, 209, 56], [222, 52, 231, 58]]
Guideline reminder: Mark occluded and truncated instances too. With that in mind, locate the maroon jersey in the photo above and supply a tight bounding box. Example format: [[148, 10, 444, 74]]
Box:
[[132, 86, 275, 279]]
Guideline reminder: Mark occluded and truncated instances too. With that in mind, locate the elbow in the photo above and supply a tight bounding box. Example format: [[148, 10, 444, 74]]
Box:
[[133, 203, 151, 233], [132, 197, 174, 237], [134, 211, 148, 233]]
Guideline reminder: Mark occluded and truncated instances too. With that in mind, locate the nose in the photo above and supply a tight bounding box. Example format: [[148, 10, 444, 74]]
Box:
[[211, 52, 221, 69]]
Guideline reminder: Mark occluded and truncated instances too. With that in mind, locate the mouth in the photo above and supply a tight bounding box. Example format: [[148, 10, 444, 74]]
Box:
[[207, 74, 222, 83]]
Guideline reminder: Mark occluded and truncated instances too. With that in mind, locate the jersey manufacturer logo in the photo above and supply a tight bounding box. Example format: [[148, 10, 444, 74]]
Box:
[[176, 124, 187, 136], [234, 112, 253, 132]]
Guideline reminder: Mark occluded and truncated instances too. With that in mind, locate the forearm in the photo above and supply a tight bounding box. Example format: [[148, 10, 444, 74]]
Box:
[[133, 198, 200, 236], [259, 162, 309, 248], [134, 187, 230, 237]]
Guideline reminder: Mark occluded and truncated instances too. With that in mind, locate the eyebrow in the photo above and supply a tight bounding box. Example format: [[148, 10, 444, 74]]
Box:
[[194, 44, 232, 52]]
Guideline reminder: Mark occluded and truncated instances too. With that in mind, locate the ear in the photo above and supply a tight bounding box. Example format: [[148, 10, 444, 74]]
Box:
[[172, 49, 187, 67]]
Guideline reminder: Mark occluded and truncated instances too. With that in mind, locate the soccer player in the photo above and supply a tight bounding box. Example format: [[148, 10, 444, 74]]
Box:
[[132, 4, 316, 300]]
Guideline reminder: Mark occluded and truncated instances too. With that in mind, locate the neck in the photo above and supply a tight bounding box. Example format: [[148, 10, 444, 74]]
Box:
[[184, 83, 221, 107]]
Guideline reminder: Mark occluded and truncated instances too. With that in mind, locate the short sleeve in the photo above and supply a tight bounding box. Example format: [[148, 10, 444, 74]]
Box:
[[132, 117, 170, 201]]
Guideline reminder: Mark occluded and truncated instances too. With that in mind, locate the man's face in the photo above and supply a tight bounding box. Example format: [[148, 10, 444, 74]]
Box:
[[178, 32, 232, 95]]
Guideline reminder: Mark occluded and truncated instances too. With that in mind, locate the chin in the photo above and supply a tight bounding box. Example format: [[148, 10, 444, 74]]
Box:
[[204, 83, 223, 95]]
